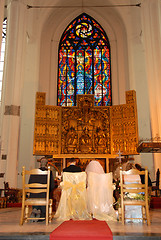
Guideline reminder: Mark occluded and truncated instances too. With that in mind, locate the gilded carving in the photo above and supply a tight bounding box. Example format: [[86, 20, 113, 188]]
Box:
[[36, 92, 46, 106], [60, 96, 111, 155], [126, 90, 136, 104], [110, 90, 138, 155], [33, 91, 138, 156], [33, 93, 61, 155]]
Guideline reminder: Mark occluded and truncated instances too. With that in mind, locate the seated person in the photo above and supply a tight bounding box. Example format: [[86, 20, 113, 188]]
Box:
[[54, 158, 82, 215], [63, 158, 82, 172], [135, 163, 152, 187], [28, 157, 55, 221], [85, 160, 117, 221]]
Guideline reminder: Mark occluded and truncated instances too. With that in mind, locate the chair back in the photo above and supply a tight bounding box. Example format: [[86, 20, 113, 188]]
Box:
[[54, 172, 91, 220], [120, 168, 150, 225], [120, 168, 148, 196], [22, 166, 50, 201], [20, 166, 52, 225]]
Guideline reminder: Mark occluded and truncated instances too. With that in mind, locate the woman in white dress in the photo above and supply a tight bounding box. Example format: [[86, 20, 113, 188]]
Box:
[[85, 160, 117, 221]]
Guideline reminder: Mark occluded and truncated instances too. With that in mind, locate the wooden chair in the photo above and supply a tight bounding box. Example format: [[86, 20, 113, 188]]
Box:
[[20, 166, 53, 225], [152, 168, 160, 197], [120, 168, 150, 225], [0, 197, 7, 208]]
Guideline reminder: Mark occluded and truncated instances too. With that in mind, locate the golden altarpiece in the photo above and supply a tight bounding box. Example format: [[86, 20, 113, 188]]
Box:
[[33, 90, 138, 172]]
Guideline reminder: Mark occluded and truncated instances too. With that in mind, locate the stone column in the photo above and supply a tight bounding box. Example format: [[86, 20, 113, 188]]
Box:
[[0, 0, 5, 188], [0, 0, 26, 188], [0, 0, 4, 59], [142, 0, 161, 181]]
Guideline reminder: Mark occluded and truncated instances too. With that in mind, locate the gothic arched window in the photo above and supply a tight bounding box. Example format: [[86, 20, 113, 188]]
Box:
[[57, 13, 111, 106]]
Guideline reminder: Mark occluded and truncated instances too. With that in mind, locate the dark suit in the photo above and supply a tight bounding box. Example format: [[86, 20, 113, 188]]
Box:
[[63, 164, 82, 173], [28, 167, 55, 217], [139, 167, 152, 187]]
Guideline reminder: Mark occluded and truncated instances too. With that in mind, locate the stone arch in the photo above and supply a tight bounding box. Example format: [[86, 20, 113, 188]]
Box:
[[39, 5, 129, 106]]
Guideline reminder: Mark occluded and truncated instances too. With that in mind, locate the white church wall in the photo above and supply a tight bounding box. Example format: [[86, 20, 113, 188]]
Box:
[[0, 0, 4, 60], [1, 0, 161, 187], [122, 1, 154, 178], [0, 0, 4, 188], [141, 0, 161, 181]]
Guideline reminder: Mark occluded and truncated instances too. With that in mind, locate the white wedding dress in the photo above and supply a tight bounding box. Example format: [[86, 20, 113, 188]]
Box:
[[86, 171, 117, 221]]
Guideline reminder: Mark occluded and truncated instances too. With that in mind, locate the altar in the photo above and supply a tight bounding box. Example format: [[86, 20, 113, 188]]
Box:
[[33, 91, 139, 172]]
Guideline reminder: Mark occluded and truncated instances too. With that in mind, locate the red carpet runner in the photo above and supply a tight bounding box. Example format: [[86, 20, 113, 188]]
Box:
[[7, 203, 22, 207], [50, 219, 113, 240]]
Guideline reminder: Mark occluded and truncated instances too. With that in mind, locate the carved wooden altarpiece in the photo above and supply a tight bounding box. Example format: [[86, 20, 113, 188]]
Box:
[[33, 91, 139, 171]]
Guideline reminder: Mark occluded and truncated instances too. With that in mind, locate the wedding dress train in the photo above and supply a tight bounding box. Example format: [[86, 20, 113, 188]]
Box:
[[86, 171, 117, 221]]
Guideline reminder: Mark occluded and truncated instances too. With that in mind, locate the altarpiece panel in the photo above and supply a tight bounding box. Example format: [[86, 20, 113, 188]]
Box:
[[33, 91, 138, 160]]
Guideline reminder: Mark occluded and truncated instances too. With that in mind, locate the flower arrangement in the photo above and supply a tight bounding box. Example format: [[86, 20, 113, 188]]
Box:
[[124, 193, 145, 201]]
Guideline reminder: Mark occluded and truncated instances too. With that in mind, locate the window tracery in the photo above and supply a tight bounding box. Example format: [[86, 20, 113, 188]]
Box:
[[57, 13, 111, 106]]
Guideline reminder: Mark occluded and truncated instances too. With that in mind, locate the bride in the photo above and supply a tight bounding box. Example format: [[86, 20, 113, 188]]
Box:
[[85, 160, 117, 221]]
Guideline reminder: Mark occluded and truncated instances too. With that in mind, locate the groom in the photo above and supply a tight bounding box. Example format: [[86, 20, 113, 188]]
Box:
[[63, 158, 82, 172]]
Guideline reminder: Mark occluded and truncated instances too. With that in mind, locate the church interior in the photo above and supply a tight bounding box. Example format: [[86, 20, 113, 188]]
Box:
[[0, 0, 161, 239]]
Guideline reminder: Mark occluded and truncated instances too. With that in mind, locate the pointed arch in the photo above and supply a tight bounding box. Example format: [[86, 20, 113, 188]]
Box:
[[57, 13, 112, 106]]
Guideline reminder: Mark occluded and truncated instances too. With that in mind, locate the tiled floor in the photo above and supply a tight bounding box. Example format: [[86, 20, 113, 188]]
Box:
[[0, 207, 161, 238]]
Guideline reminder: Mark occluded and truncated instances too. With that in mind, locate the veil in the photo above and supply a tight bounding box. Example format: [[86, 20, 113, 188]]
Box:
[[85, 160, 105, 174]]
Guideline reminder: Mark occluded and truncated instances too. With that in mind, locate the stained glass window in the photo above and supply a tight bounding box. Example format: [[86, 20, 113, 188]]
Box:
[[57, 13, 111, 106]]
